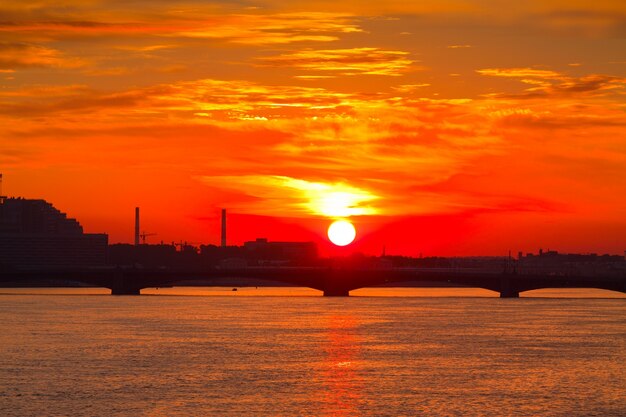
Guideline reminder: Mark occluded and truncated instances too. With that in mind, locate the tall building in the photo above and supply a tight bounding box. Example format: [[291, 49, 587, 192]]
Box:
[[0, 197, 108, 270]]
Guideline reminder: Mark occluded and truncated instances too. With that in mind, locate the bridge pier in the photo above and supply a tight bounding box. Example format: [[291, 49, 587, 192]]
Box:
[[499, 289, 520, 298], [323, 288, 350, 297], [499, 274, 520, 298], [108, 269, 142, 295], [110, 287, 141, 295]]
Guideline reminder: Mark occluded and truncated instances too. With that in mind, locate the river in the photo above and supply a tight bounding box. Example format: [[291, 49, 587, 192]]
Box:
[[1, 288, 624, 416]]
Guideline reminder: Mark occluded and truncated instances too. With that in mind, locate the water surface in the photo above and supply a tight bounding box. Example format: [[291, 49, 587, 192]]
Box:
[[1, 289, 624, 416]]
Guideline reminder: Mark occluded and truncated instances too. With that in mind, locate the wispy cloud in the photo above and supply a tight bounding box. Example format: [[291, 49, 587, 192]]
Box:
[[256, 47, 417, 76], [0, 12, 361, 45], [477, 67, 626, 97], [391, 84, 431, 93], [477, 67, 561, 79], [174, 13, 361, 45], [0, 42, 85, 70]]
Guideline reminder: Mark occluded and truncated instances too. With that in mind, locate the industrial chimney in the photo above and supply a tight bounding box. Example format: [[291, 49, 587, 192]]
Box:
[[0, 173, 5, 204], [134, 207, 140, 246], [221, 208, 226, 247]]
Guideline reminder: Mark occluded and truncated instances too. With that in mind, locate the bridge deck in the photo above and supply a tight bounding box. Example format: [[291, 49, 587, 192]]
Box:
[[1, 267, 624, 297]]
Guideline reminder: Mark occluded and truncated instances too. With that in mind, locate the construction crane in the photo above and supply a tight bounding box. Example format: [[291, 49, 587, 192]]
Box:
[[139, 231, 156, 244]]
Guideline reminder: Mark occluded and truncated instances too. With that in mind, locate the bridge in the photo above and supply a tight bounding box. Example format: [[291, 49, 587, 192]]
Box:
[[1, 266, 625, 297]]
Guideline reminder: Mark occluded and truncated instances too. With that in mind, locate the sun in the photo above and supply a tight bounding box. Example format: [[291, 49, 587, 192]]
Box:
[[327, 220, 356, 246]]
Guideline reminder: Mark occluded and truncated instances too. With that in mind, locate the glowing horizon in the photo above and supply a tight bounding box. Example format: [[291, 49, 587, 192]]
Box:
[[1, 1, 625, 255]]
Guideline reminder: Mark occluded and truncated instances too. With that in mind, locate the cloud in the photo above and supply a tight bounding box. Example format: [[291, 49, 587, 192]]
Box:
[[0, 78, 353, 119], [391, 84, 431, 93], [476, 67, 561, 79], [549, 74, 626, 94], [199, 175, 379, 218], [256, 47, 416, 76], [176, 12, 361, 45], [114, 44, 176, 52], [294, 75, 336, 80], [1, 72, 624, 224], [0, 11, 361, 45], [0, 77, 514, 217], [477, 67, 626, 98], [0, 42, 85, 70]]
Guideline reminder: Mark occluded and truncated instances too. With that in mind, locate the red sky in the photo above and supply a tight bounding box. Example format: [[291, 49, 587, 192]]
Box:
[[1, 1, 625, 255]]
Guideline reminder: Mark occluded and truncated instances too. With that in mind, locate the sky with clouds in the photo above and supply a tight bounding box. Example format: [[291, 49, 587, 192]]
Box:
[[1, 0, 625, 255]]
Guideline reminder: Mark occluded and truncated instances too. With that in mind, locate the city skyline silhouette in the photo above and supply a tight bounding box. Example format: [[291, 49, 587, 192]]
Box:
[[1, 193, 624, 298]]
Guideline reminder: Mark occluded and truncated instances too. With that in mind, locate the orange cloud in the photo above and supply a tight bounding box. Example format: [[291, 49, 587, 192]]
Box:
[[0, 77, 507, 218], [477, 67, 561, 78], [0, 42, 85, 70], [0, 11, 361, 45], [391, 84, 431, 93], [174, 13, 361, 45], [478, 67, 626, 98], [256, 47, 416, 76], [199, 175, 379, 218]]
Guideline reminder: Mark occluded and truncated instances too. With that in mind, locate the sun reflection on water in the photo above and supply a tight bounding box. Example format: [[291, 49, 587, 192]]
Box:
[[320, 314, 364, 416]]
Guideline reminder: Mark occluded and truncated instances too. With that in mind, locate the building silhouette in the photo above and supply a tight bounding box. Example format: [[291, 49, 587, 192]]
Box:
[[0, 197, 108, 270], [243, 238, 318, 265]]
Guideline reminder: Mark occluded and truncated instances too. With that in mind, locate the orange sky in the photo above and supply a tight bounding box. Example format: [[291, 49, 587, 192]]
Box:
[[1, 1, 625, 255]]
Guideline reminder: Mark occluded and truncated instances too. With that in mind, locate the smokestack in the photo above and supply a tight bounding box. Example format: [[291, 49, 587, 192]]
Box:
[[221, 208, 226, 247], [0, 173, 5, 204], [134, 207, 140, 246]]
